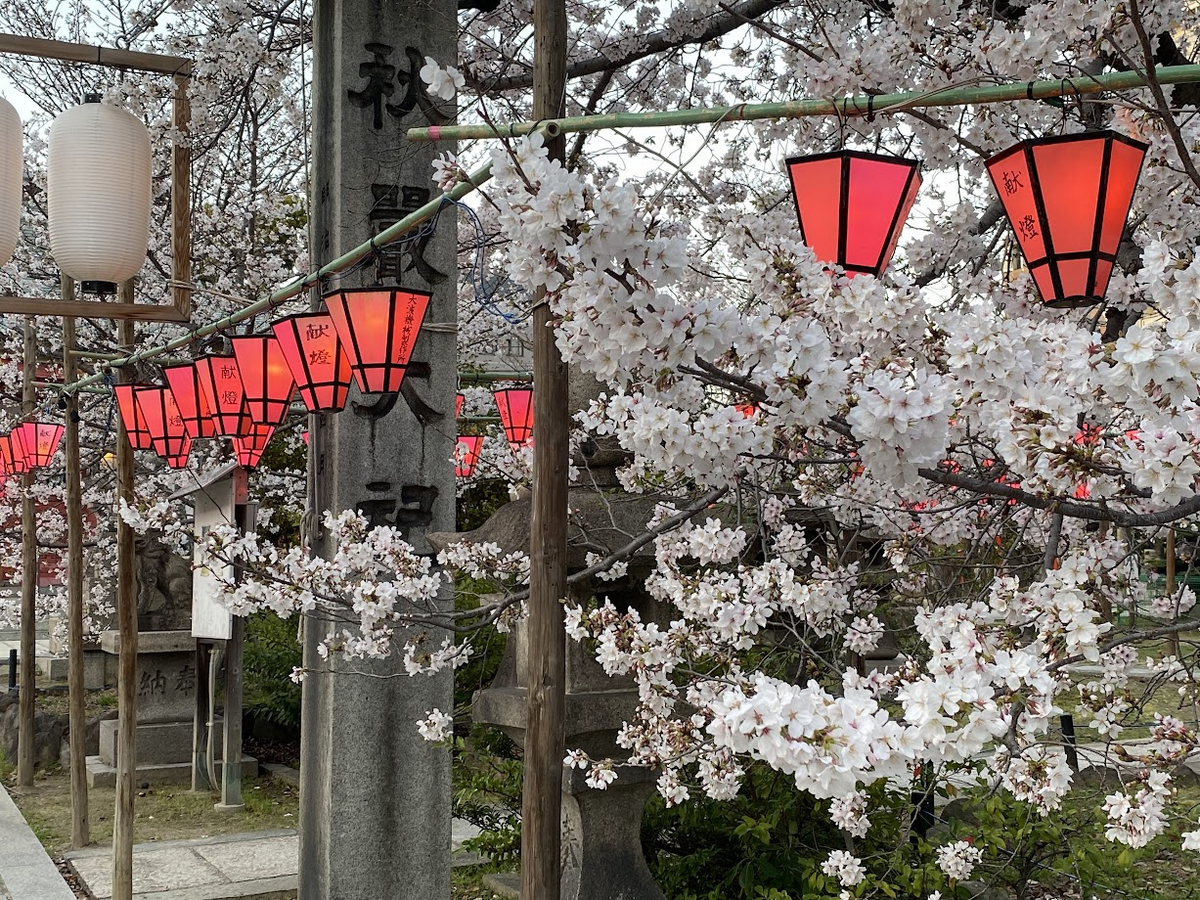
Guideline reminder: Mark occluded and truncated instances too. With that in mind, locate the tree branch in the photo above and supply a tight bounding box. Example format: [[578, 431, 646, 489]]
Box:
[[476, 0, 787, 92]]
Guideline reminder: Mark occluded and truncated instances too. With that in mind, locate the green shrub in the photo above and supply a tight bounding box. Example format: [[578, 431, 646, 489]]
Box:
[[243, 611, 303, 731]]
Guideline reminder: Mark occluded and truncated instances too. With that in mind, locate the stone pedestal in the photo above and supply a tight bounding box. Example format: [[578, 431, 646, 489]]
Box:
[[84, 629, 256, 786]]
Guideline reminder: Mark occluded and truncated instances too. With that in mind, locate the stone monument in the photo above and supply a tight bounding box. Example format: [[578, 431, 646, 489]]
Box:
[[86, 536, 255, 786], [299, 0, 457, 896]]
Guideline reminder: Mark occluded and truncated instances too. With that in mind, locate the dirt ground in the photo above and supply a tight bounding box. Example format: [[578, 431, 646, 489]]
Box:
[[6, 767, 299, 854]]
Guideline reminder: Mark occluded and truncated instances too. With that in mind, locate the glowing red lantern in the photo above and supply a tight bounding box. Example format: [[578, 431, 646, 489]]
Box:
[[114, 383, 156, 450], [13, 422, 64, 470], [986, 131, 1147, 308], [456, 393, 464, 419], [323, 287, 430, 394], [271, 313, 354, 413], [456, 435, 484, 477], [0, 433, 26, 475], [786, 150, 921, 277], [493, 388, 533, 450], [230, 335, 297, 426], [195, 354, 254, 437], [135, 386, 192, 467], [231, 423, 275, 469], [164, 363, 218, 439]]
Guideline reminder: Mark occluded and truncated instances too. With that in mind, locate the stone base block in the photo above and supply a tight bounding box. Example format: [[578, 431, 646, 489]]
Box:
[[482, 873, 519, 899], [82, 650, 111, 691], [99, 717, 228, 767], [85, 754, 258, 788], [35, 654, 67, 681]]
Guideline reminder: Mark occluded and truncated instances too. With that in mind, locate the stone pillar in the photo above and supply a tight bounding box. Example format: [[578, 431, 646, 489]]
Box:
[[300, 0, 456, 897]]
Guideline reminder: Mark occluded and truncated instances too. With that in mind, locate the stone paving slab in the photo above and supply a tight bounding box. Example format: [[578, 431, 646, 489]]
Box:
[[0, 785, 76, 900], [64, 831, 298, 900]]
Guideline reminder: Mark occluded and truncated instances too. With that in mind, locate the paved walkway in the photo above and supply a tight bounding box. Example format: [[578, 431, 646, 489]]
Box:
[[2, 774, 483, 900], [0, 785, 75, 900]]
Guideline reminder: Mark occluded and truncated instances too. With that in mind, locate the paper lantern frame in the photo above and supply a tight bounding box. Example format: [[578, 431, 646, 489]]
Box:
[[230, 335, 297, 426], [494, 388, 534, 450], [195, 354, 255, 437], [135, 386, 192, 466], [785, 149, 921, 278], [163, 363, 219, 439], [0, 432, 26, 475], [271, 313, 354, 413], [986, 130, 1148, 308], [114, 383, 157, 450], [456, 435, 484, 477], [232, 423, 275, 469], [323, 287, 431, 395], [13, 422, 63, 469]]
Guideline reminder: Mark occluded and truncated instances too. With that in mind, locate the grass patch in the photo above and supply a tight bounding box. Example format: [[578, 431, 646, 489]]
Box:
[[7, 767, 298, 853]]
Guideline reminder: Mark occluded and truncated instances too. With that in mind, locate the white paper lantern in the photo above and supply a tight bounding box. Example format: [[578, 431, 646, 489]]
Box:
[[47, 101, 151, 285], [0, 96, 21, 267]]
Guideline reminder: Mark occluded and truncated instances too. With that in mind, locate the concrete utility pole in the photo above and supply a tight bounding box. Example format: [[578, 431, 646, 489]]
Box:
[[300, 0, 457, 897]]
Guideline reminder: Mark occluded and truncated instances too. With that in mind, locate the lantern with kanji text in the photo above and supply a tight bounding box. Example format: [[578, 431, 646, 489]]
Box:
[[323, 287, 430, 394], [986, 130, 1147, 308], [271, 313, 354, 413]]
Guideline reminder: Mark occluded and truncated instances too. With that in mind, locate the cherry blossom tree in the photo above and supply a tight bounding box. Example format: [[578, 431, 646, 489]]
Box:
[[9, 0, 1200, 893]]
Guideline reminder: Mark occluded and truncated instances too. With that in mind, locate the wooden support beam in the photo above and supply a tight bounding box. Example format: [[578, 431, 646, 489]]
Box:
[[0, 33, 191, 75], [0, 296, 189, 322], [17, 317, 36, 787], [521, 0, 568, 896], [63, 281, 90, 848], [112, 286, 138, 900]]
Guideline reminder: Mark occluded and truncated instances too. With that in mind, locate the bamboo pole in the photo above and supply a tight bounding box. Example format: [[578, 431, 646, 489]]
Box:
[[60, 161, 496, 395], [112, 297, 138, 900], [63, 278, 90, 848], [17, 317, 36, 787], [407, 64, 1200, 142], [522, 0, 568, 896]]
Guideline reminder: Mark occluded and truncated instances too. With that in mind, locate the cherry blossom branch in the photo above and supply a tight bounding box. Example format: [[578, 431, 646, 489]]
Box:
[[475, 0, 787, 92]]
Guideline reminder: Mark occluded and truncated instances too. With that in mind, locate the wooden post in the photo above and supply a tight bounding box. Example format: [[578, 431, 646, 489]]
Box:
[[521, 0, 569, 896], [217, 497, 248, 811], [172, 74, 192, 320], [112, 292, 138, 900], [63, 278, 90, 847], [1167, 529, 1179, 657], [191, 641, 214, 792], [17, 316, 36, 787]]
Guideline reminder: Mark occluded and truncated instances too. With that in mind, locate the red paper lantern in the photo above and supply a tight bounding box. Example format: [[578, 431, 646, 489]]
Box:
[[786, 150, 921, 277], [232, 423, 275, 469], [455, 435, 484, 477], [13, 422, 64, 470], [230, 335, 297, 426], [493, 388, 533, 450], [135, 386, 192, 467], [114, 383, 156, 450], [271, 312, 354, 413], [0, 434, 24, 475], [195, 354, 254, 437], [986, 131, 1147, 308], [456, 392, 464, 419], [323, 287, 430, 394], [0, 433, 26, 475], [164, 363, 218, 439]]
